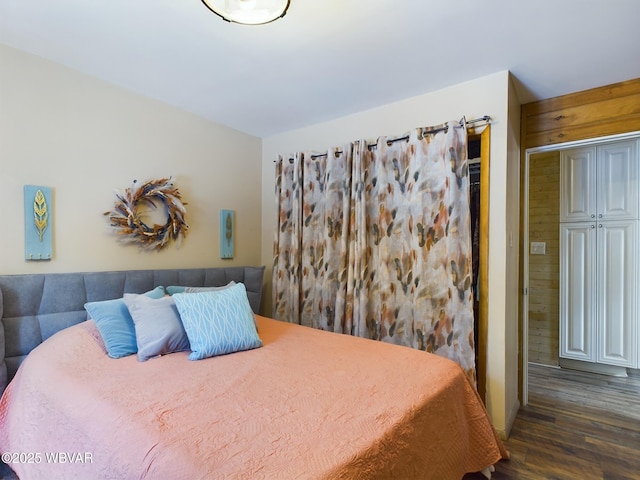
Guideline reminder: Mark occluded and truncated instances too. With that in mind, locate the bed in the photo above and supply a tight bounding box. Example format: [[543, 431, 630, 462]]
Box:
[[0, 266, 507, 479]]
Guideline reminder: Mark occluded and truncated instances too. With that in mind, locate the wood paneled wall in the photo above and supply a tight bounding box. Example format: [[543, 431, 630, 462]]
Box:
[[527, 151, 560, 366], [521, 78, 640, 149]]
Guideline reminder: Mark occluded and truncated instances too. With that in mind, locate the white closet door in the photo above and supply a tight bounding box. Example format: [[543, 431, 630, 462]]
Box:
[[560, 223, 596, 362], [560, 147, 596, 222], [596, 221, 638, 367], [597, 140, 638, 220]]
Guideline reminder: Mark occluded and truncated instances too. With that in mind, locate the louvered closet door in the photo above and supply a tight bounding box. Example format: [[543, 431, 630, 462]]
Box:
[[596, 221, 638, 367], [560, 223, 596, 362]]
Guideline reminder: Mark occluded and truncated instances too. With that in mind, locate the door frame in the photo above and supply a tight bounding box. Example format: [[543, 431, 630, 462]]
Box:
[[468, 125, 490, 403], [521, 130, 640, 405]]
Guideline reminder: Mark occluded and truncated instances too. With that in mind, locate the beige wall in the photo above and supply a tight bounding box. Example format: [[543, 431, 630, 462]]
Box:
[[260, 70, 521, 437], [0, 46, 263, 280], [1, 44, 521, 437]]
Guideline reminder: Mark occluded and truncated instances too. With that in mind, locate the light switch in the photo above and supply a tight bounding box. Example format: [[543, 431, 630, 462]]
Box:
[[530, 242, 546, 255]]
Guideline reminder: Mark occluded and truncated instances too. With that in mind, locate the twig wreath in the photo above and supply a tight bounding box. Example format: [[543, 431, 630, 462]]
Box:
[[104, 177, 188, 251]]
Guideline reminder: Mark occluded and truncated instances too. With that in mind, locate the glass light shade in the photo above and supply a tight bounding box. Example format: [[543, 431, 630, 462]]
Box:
[[201, 0, 290, 25]]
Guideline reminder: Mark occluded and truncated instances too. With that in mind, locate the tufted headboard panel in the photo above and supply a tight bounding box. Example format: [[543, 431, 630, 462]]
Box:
[[0, 266, 265, 396]]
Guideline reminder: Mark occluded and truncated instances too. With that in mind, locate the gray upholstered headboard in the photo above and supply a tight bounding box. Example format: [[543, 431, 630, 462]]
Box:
[[0, 266, 265, 396]]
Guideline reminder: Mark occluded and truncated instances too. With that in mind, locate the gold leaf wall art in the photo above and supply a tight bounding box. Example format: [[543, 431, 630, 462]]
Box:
[[33, 189, 48, 241]]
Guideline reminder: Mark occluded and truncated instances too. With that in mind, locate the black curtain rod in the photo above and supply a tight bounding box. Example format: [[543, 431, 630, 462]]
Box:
[[284, 115, 491, 161], [372, 115, 491, 148]]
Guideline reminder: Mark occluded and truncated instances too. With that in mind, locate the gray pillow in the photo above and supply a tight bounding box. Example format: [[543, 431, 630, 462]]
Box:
[[123, 294, 190, 362], [184, 281, 236, 293], [166, 281, 236, 295]]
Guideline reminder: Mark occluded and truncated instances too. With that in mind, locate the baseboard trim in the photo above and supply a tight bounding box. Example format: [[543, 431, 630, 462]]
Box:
[[497, 397, 521, 440], [559, 358, 628, 377]]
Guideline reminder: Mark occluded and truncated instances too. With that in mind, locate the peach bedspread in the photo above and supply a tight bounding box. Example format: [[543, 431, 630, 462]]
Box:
[[0, 315, 507, 479]]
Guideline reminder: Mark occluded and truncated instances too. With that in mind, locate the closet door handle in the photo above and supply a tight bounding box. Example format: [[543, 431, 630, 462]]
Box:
[[598, 214, 603, 218], [598, 224, 603, 228], [591, 214, 596, 218], [591, 225, 596, 229]]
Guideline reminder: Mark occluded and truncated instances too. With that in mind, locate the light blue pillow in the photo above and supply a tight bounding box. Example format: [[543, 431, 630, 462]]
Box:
[[123, 294, 190, 362], [166, 285, 187, 295], [166, 281, 235, 295], [85, 286, 165, 359], [173, 283, 262, 361]]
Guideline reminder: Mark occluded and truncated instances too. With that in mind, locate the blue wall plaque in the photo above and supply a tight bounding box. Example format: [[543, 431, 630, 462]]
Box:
[[24, 185, 53, 261], [220, 210, 234, 259]]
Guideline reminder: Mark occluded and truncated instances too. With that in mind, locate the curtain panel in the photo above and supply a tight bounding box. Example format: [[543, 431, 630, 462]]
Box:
[[273, 123, 476, 381]]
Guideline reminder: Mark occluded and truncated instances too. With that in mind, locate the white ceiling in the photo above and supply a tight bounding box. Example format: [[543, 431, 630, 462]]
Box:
[[1, 0, 639, 137]]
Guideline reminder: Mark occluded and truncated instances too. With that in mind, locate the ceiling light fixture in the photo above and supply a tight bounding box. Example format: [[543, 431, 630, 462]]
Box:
[[201, 0, 290, 25]]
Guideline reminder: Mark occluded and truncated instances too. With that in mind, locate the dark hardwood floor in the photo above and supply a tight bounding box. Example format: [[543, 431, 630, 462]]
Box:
[[471, 363, 640, 480]]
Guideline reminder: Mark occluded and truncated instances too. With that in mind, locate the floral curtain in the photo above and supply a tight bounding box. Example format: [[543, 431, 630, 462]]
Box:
[[272, 146, 353, 330], [273, 123, 476, 381]]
